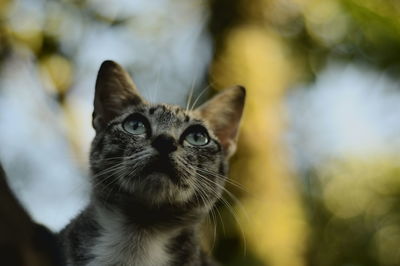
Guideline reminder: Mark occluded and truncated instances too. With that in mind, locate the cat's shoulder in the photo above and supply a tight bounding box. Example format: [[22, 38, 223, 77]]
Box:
[[59, 205, 99, 265]]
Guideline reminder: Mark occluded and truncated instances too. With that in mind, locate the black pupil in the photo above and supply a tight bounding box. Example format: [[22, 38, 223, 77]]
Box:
[[132, 121, 140, 130], [194, 132, 203, 141]]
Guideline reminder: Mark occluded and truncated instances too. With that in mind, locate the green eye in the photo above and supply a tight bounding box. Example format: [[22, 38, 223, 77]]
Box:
[[123, 118, 147, 135], [185, 131, 209, 146]]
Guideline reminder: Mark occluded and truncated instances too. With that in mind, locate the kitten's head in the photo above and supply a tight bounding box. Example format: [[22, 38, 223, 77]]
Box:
[[90, 61, 245, 213]]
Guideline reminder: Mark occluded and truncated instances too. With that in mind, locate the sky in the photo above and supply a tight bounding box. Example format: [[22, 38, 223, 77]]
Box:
[[288, 60, 400, 172]]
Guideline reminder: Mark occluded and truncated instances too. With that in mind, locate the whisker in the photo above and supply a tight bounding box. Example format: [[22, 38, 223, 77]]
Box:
[[176, 157, 247, 255], [190, 154, 249, 193], [195, 173, 247, 255], [189, 83, 211, 111], [197, 168, 249, 193], [186, 77, 196, 110], [153, 66, 162, 103], [214, 205, 226, 236], [92, 151, 151, 191], [196, 170, 250, 223]]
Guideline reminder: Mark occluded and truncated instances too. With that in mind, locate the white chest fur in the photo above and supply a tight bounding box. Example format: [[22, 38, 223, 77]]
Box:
[[88, 209, 175, 266]]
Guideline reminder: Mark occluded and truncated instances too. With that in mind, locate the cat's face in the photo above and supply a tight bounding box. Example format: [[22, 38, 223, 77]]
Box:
[[90, 61, 245, 211]]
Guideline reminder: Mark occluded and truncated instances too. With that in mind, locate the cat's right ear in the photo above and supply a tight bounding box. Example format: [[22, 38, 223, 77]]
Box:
[[195, 86, 246, 157], [93, 60, 144, 131]]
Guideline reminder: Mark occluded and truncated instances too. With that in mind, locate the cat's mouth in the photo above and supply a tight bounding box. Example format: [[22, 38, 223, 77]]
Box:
[[141, 156, 179, 184]]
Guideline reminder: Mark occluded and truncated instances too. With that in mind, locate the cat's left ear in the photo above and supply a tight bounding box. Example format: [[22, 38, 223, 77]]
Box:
[[93, 60, 144, 131], [196, 86, 246, 157]]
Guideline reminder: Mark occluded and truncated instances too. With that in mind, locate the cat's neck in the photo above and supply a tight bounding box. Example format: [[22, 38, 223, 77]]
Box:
[[85, 184, 207, 265], [89, 204, 201, 266]]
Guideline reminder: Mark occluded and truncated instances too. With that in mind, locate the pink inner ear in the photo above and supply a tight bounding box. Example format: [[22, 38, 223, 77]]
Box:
[[197, 86, 245, 154], [211, 122, 234, 144]]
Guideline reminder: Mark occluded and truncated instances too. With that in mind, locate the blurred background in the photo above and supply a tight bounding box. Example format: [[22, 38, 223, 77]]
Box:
[[1, 0, 400, 265]]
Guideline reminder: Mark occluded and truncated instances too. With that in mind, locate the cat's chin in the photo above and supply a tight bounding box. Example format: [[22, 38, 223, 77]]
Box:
[[124, 171, 195, 204], [128, 172, 174, 199], [144, 172, 172, 184]]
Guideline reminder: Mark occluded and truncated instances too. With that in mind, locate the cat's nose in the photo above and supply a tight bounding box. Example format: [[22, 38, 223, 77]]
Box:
[[151, 134, 177, 154]]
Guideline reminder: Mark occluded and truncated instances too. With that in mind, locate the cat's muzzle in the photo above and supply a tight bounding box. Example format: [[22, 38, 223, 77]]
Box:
[[141, 155, 180, 184]]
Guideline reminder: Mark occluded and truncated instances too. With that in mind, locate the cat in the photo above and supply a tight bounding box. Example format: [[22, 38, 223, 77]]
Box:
[[60, 60, 246, 266]]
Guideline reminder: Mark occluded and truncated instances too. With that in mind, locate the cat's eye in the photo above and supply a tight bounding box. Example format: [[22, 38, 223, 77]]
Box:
[[122, 115, 148, 135], [184, 126, 209, 146]]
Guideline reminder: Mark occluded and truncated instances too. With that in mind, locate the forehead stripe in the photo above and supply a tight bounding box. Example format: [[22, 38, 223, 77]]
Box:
[[149, 107, 156, 115]]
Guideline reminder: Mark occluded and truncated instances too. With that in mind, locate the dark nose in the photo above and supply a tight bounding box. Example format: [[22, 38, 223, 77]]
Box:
[[151, 134, 177, 154]]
